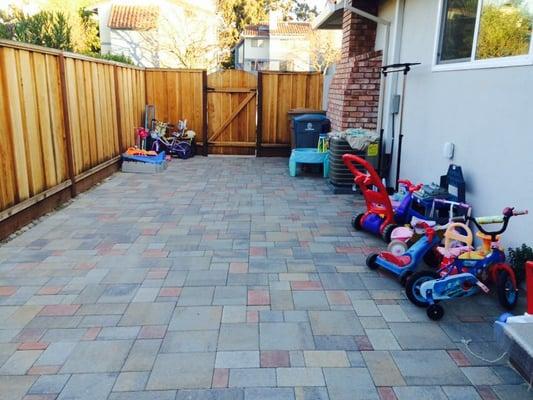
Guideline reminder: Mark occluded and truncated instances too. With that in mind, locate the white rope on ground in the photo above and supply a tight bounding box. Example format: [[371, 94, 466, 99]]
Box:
[[461, 338, 508, 363]]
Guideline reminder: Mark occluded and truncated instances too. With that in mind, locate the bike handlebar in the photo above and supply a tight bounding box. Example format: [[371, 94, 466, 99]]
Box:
[[467, 207, 527, 238]]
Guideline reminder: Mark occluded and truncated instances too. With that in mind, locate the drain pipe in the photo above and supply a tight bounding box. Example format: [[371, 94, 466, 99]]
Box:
[[342, 0, 391, 164]]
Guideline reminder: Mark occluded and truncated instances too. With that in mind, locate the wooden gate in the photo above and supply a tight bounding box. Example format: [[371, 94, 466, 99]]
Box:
[[207, 70, 257, 155]]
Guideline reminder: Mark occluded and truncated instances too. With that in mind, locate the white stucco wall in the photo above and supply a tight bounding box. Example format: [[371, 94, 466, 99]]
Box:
[[244, 37, 270, 61], [269, 37, 311, 71], [378, 0, 533, 247]]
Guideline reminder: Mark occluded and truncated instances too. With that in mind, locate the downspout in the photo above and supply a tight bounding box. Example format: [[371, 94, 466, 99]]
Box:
[[342, 0, 391, 140]]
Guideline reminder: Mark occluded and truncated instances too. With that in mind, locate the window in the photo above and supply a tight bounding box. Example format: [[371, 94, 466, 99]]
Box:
[[250, 60, 267, 71], [251, 39, 265, 48], [437, 0, 533, 67]]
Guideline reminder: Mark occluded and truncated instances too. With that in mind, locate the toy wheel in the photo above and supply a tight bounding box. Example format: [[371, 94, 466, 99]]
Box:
[[366, 254, 379, 270], [400, 271, 413, 287], [496, 269, 518, 310], [381, 224, 397, 243], [405, 270, 440, 307], [423, 247, 442, 268], [427, 304, 444, 321], [352, 213, 364, 231], [388, 240, 408, 257]]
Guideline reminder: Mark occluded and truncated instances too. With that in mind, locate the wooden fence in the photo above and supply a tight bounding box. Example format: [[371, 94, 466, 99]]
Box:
[[0, 41, 146, 238], [258, 71, 323, 156], [145, 69, 206, 152], [0, 39, 325, 239]]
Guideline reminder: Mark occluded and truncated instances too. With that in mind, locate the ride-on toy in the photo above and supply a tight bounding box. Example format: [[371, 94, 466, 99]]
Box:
[[342, 154, 421, 242], [387, 199, 471, 257], [366, 220, 443, 285], [405, 207, 528, 321]]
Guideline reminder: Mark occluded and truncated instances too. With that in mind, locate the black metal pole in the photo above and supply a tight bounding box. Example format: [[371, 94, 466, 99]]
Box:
[[395, 133, 403, 192]]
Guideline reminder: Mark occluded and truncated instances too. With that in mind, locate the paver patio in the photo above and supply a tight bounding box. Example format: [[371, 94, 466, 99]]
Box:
[[0, 157, 530, 400]]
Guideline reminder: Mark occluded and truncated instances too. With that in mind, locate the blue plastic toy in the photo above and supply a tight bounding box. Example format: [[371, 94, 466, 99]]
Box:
[[405, 207, 528, 320], [289, 148, 329, 178], [366, 221, 442, 285]]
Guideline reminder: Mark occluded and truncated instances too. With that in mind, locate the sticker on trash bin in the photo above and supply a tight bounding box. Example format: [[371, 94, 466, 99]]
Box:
[[367, 143, 378, 157], [305, 123, 315, 131]]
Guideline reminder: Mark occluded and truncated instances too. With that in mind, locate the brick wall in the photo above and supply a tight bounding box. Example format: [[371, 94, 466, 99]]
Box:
[[327, 1, 382, 131]]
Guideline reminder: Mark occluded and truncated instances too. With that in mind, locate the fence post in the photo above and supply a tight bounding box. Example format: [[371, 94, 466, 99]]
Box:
[[256, 71, 263, 157], [113, 66, 124, 153], [202, 70, 208, 156], [58, 54, 77, 198]]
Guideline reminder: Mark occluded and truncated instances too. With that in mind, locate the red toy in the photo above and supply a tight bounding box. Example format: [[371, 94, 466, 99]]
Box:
[[342, 154, 398, 241]]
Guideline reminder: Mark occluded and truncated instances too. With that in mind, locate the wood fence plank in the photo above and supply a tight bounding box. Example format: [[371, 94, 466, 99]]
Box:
[[33, 52, 57, 188], [0, 49, 17, 209], [3, 48, 30, 200]]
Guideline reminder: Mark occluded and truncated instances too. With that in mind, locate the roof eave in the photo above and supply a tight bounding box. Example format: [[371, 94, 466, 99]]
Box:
[[313, 1, 344, 30]]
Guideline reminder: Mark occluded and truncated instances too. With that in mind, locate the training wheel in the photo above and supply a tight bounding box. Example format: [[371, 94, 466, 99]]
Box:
[[427, 304, 444, 321]]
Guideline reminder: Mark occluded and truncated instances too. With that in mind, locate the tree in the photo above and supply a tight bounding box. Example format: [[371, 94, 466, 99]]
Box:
[[0, 8, 73, 51], [476, 2, 532, 59], [35, 0, 100, 53], [293, 1, 318, 21], [135, 13, 219, 69], [308, 30, 341, 73], [216, 0, 294, 67]]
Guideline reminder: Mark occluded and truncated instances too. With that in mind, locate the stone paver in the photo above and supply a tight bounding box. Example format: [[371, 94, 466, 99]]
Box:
[[0, 157, 527, 399]]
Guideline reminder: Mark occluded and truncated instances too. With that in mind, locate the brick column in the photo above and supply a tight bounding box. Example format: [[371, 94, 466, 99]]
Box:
[[327, 0, 381, 131]]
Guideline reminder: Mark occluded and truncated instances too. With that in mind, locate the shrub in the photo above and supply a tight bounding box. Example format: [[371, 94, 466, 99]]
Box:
[[84, 52, 135, 65], [508, 244, 533, 285]]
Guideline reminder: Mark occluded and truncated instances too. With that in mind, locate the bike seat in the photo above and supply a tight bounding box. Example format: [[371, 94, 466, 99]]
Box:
[[437, 245, 472, 258], [380, 252, 411, 267]]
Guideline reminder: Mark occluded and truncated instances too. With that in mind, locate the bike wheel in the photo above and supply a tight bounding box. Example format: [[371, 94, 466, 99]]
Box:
[[496, 269, 518, 310], [352, 213, 364, 231], [366, 254, 379, 270], [405, 270, 440, 307], [423, 247, 442, 268], [381, 224, 397, 243], [427, 304, 444, 321]]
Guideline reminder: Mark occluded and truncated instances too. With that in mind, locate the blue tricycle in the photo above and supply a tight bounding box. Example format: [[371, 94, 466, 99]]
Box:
[[366, 220, 443, 285], [405, 207, 528, 320]]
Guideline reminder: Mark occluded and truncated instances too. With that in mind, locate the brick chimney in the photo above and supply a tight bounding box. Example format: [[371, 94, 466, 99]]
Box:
[[327, 0, 382, 131]]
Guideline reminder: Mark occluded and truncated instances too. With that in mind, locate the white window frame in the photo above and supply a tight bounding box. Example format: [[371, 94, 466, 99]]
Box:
[[432, 0, 533, 72], [251, 39, 265, 48]]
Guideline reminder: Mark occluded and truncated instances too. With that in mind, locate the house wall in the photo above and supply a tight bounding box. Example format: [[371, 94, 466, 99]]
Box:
[[378, 0, 533, 247], [97, 0, 218, 69], [244, 38, 270, 61], [269, 37, 311, 71]]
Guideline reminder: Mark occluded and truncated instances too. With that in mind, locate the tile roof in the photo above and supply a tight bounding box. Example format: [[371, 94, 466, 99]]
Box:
[[243, 22, 311, 37], [108, 5, 160, 30]]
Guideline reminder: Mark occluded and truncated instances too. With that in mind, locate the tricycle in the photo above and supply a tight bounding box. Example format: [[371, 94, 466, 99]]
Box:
[[405, 207, 528, 320]]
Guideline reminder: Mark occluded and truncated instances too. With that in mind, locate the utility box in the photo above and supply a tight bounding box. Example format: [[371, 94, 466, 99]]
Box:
[[291, 114, 331, 149]]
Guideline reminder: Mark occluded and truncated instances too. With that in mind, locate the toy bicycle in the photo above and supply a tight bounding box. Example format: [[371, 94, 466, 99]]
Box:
[[342, 154, 421, 242], [405, 207, 528, 320], [150, 119, 195, 159], [366, 220, 444, 285]]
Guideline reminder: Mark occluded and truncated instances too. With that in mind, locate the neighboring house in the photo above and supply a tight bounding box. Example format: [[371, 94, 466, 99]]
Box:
[[93, 0, 219, 69], [234, 12, 314, 72], [315, 0, 533, 246]]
